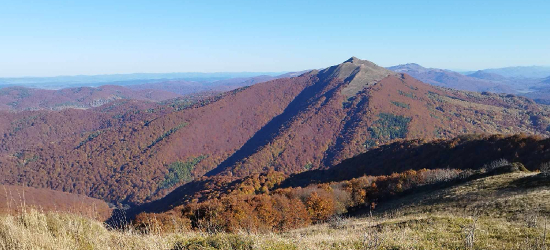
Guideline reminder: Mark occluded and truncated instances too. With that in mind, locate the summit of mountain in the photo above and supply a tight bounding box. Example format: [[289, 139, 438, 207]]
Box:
[[387, 63, 429, 73], [319, 57, 397, 97]]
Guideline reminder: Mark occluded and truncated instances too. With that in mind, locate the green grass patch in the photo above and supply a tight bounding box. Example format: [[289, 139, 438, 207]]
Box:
[[147, 122, 188, 149], [159, 155, 207, 190], [368, 113, 412, 141], [76, 131, 102, 149], [391, 101, 410, 109], [398, 90, 417, 99]]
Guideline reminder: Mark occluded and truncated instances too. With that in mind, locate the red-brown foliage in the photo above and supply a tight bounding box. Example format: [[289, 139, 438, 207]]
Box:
[[133, 168, 465, 233], [1, 58, 549, 208], [0, 184, 111, 220]]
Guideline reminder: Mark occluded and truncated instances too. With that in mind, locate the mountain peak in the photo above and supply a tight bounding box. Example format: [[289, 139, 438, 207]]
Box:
[[467, 70, 507, 81], [344, 57, 378, 67], [320, 57, 396, 97], [387, 63, 427, 72]]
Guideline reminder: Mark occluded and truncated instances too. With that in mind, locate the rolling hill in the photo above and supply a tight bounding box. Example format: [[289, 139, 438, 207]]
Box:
[[0, 57, 549, 207]]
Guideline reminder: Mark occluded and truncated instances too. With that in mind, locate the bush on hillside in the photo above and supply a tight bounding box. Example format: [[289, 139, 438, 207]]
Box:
[[541, 162, 550, 173], [482, 159, 510, 172]]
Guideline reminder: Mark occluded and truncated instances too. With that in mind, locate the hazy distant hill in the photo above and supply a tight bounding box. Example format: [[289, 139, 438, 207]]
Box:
[[387, 63, 516, 93], [467, 70, 508, 82], [1, 57, 548, 206], [474, 66, 550, 78], [388, 63, 550, 104], [127, 74, 293, 95]]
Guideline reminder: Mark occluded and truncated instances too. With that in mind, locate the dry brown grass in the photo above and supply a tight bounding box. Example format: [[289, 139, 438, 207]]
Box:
[[1, 172, 549, 249], [0, 209, 548, 249]]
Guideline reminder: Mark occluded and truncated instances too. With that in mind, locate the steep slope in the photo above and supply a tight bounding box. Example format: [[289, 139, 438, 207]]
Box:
[[388, 63, 516, 93], [209, 59, 548, 177], [0, 85, 181, 111], [1, 58, 549, 206]]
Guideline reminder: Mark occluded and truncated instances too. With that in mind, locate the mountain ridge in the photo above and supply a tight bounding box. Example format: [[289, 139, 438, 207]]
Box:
[[0, 57, 549, 206]]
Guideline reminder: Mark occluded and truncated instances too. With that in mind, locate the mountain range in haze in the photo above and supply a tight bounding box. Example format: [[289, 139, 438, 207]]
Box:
[[462, 66, 550, 78], [388, 63, 550, 103], [1, 62, 549, 112], [0, 72, 304, 111], [0, 72, 287, 89]]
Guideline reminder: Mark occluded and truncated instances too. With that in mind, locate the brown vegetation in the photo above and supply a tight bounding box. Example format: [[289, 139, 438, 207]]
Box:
[[0, 58, 549, 207], [0, 184, 111, 221]]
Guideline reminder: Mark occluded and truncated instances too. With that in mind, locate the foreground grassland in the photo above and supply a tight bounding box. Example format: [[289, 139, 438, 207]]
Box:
[[1, 172, 548, 250]]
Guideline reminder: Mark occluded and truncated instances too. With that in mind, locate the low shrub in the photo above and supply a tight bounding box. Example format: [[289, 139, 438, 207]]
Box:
[[482, 159, 510, 172], [172, 234, 254, 250]]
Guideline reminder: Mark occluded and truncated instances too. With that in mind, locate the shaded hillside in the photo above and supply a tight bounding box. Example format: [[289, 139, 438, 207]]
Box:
[[129, 136, 550, 239], [388, 63, 516, 93], [127, 133, 550, 220], [1, 58, 549, 206], [0, 184, 111, 220], [0, 85, 181, 111], [281, 134, 550, 187]]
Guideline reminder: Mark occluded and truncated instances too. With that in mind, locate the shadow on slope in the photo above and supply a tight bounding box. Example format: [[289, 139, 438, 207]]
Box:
[[280, 134, 550, 189], [205, 74, 340, 177]]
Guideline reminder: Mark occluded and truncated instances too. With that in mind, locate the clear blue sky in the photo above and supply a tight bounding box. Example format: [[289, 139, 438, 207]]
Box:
[[1, 0, 549, 77]]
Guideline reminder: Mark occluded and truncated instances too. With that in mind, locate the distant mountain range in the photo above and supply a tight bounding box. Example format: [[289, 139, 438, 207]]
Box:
[[387, 63, 516, 93], [0, 72, 304, 111], [388, 63, 550, 103], [462, 66, 550, 78], [0, 72, 287, 89]]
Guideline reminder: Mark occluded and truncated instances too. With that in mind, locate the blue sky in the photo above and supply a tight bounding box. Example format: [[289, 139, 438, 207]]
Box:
[[1, 0, 549, 77]]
